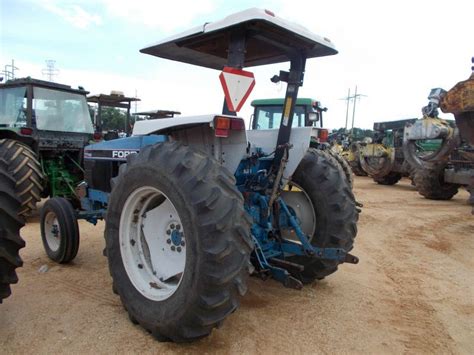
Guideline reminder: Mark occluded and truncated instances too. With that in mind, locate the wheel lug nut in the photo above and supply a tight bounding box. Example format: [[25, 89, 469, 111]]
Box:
[[166, 229, 171, 235], [176, 224, 181, 230], [177, 247, 182, 253], [170, 224, 175, 229], [181, 241, 185, 247], [166, 239, 171, 244], [171, 246, 176, 251]]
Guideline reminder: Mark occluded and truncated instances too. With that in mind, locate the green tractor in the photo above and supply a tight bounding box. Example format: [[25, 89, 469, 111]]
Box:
[[0, 77, 96, 301], [358, 119, 420, 185], [358, 118, 445, 185], [250, 97, 354, 187]]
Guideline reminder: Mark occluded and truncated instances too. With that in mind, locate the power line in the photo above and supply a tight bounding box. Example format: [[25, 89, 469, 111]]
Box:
[[340, 85, 367, 136]]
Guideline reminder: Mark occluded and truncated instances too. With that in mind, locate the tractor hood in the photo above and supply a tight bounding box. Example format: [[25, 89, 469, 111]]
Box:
[[140, 8, 337, 70]]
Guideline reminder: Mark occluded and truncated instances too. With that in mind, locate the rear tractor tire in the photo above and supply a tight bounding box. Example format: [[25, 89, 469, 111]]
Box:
[[105, 142, 252, 342], [413, 167, 459, 200], [0, 159, 25, 302], [284, 149, 358, 283], [327, 149, 354, 188], [0, 139, 44, 216], [40, 197, 80, 263]]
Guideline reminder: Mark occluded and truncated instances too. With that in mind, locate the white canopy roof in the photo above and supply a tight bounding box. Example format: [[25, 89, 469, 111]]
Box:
[[140, 8, 337, 70]]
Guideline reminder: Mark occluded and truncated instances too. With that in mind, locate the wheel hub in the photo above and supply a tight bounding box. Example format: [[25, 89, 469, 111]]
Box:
[[44, 212, 61, 252], [120, 186, 186, 301]]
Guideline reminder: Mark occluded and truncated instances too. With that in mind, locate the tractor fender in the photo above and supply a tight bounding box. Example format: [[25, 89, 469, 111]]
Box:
[[133, 114, 248, 175], [246, 127, 315, 182]]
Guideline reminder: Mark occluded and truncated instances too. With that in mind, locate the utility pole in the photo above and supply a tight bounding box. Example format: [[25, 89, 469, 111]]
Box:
[[341, 86, 367, 138], [42, 60, 59, 82], [349, 85, 367, 138], [1, 59, 19, 81], [342, 88, 351, 131]]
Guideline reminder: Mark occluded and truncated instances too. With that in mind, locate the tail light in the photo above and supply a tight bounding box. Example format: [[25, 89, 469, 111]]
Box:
[[20, 127, 33, 136], [93, 132, 103, 141], [319, 129, 329, 142], [214, 116, 245, 138]]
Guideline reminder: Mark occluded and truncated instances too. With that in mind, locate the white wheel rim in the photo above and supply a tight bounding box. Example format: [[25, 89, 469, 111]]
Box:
[[44, 212, 61, 252], [280, 182, 316, 242], [119, 186, 186, 301]]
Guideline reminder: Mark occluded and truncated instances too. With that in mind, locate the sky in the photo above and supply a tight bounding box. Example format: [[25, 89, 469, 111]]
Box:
[[1, 0, 473, 129]]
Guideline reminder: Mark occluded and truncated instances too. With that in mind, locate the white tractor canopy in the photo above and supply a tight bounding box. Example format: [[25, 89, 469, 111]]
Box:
[[140, 8, 337, 70]]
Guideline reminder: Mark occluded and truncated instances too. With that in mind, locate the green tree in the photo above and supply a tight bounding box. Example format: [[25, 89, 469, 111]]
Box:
[[100, 107, 132, 131]]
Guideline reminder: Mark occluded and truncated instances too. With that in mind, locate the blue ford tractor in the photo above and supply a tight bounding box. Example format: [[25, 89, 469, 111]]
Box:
[[38, 9, 359, 341]]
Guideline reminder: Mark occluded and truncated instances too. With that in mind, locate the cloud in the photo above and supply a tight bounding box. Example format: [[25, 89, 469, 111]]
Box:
[[40, 1, 102, 29], [101, 0, 218, 31]]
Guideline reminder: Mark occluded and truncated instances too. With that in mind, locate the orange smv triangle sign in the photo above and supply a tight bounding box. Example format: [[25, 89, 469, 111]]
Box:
[[219, 67, 256, 112]]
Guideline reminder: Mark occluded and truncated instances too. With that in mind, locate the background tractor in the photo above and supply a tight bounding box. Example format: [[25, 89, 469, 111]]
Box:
[[250, 97, 354, 187], [359, 119, 418, 185], [0, 78, 95, 216], [0, 77, 95, 300], [0, 79, 141, 299], [329, 134, 368, 177], [403, 59, 474, 212], [36, 9, 359, 342], [133, 109, 181, 121], [340, 142, 368, 176], [87, 91, 140, 139]]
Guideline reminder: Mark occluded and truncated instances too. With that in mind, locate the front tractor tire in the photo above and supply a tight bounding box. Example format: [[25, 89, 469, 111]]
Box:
[[105, 142, 252, 342], [0, 159, 25, 302], [285, 149, 358, 283], [0, 139, 44, 216], [413, 167, 459, 200], [40, 197, 80, 263]]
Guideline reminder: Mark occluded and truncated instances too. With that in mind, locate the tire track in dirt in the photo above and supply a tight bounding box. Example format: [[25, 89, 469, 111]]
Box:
[[374, 214, 466, 353], [29, 263, 121, 308], [42, 272, 121, 307]]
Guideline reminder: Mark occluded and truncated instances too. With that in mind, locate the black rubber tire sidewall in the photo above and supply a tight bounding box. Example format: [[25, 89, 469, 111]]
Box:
[[327, 149, 354, 188], [413, 167, 460, 200], [40, 197, 80, 263], [0, 160, 25, 302], [0, 139, 44, 216], [373, 172, 402, 185], [105, 142, 252, 342], [287, 149, 358, 283], [107, 166, 203, 336]]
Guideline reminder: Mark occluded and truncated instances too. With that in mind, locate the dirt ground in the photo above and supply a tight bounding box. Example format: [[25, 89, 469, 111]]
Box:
[[1, 176, 473, 354]]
